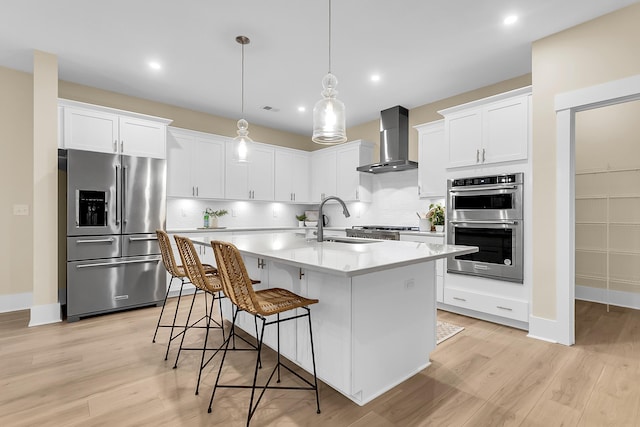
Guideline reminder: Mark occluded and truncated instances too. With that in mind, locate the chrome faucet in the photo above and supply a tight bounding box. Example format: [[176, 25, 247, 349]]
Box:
[[317, 196, 350, 242]]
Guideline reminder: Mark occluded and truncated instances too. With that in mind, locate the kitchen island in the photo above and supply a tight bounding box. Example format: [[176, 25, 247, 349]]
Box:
[[191, 232, 476, 405]]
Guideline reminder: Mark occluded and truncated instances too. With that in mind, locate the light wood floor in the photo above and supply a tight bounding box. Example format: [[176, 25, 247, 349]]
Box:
[[1, 297, 639, 426]]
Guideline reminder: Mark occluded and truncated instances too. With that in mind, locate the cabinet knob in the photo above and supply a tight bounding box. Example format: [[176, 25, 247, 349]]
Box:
[[476, 149, 480, 163], [482, 148, 486, 163]]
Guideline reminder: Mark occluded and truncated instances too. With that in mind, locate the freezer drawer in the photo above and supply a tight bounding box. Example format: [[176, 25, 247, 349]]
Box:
[[123, 233, 160, 257], [67, 235, 121, 261], [66, 255, 165, 321]]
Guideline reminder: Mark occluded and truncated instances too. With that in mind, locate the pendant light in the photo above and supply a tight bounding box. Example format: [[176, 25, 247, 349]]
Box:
[[233, 35, 252, 162], [312, 0, 347, 144]]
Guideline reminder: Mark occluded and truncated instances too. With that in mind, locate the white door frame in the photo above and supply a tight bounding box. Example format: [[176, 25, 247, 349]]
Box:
[[555, 74, 640, 345]]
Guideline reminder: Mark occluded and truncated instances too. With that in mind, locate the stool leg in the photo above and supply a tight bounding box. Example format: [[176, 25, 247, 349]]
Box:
[[276, 313, 281, 383], [247, 316, 266, 426], [195, 291, 216, 395], [307, 308, 321, 414], [217, 292, 226, 343], [152, 275, 175, 343], [208, 308, 239, 414], [173, 289, 198, 369], [164, 279, 185, 360]]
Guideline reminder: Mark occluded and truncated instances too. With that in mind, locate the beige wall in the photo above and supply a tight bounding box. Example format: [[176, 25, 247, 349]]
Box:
[[532, 2, 640, 319], [59, 81, 315, 151], [0, 67, 34, 297], [347, 75, 532, 163], [32, 51, 59, 309]]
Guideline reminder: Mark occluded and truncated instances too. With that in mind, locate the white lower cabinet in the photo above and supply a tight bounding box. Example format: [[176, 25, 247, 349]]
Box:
[[443, 287, 528, 322], [400, 234, 444, 303]]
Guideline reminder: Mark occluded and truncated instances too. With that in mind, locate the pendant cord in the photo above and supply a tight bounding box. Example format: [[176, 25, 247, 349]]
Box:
[[241, 42, 245, 116], [328, 0, 332, 74]]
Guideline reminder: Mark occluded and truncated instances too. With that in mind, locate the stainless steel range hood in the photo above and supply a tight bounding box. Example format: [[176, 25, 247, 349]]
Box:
[[357, 105, 417, 174]]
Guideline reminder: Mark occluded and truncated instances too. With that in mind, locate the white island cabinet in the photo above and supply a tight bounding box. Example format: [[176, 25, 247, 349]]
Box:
[[193, 232, 476, 405]]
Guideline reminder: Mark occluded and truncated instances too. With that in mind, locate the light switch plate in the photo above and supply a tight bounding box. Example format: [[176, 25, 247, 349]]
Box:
[[13, 204, 29, 216]]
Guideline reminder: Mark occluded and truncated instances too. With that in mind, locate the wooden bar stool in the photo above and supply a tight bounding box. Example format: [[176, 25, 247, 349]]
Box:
[[153, 230, 217, 361], [173, 235, 228, 394], [173, 236, 262, 395], [208, 240, 321, 425]]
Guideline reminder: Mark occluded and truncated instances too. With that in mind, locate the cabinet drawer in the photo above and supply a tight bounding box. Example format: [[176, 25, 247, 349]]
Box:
[[67, 235, 121, 261], [444, 287, 528, 322]]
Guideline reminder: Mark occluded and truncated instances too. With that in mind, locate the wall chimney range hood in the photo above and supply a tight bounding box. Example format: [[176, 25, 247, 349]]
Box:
[[357, 105, 417, 174]]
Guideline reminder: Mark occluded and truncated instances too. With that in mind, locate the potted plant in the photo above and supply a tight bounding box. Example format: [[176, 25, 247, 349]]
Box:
[[427, 203, 445, 232], [204, 208, 228, 228], [295, 213, 307, 227]]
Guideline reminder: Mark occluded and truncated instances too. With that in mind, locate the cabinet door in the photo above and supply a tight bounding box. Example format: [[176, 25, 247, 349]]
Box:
[[445, 109, 482, 168], [274, 150, 294, 202], [483, 95, 529, 164], [193, 137, 225, 199], [311, 149, 337, 202], [336, 145, 359, 201], [248, 145, 275, 201], [119, 116, 166, 159], [225, 141, 250, 200], [417, 121, 446, 198], [63, 107, 119, 154], [166, 131, 194, 197], [291, 152, 310, 203]]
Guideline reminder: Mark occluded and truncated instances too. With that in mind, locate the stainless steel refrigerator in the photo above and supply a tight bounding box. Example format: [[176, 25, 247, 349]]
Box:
[[60, 149, 166, 321]]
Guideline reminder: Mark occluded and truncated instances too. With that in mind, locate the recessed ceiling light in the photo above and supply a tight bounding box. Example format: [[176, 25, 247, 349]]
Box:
[[148, 61, 162, 70], [298, 106, 306, 113], [371, 74, 381, 82], [503, 15, 518, 26]]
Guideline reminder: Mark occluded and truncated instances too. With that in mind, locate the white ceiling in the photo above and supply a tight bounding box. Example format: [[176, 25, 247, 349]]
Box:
[[1, 0, 638, 136]]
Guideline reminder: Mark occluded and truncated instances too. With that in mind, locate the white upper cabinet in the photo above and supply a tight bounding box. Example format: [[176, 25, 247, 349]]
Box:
[[166, 127, 225, 199], [311, 149, 337, 202], [336, 141, 373, 202], [311, 140, 374, 203], [274, 148, 311, 203], [59, 99, 171, 159], [415, 120, 446, 198], [225, 141, 275, 201], [439, 87, 531, 169]]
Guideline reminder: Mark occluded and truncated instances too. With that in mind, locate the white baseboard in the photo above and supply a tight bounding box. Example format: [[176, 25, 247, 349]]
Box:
[[29, 302, 62, 326], [527, 315, 559, 343], [575, 285, 640, 310], [0, 292, 33, 313]]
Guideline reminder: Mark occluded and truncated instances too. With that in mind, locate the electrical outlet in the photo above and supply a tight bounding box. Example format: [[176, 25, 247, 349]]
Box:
[[404, 278, 415, 289], [273, 208, 278, 218], [181, 208, 187, 217], [231, 209, 237, 217], [13, 204, 29, 216]]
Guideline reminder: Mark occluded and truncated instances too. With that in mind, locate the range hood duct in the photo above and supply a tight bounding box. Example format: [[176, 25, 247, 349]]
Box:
[[357, 105, 417, 173]]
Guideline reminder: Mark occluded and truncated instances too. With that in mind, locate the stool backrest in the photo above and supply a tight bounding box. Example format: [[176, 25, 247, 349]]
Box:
[[174, 235, 218, 293], [210, 240, 260, 315], [156, 230, 183, 277]]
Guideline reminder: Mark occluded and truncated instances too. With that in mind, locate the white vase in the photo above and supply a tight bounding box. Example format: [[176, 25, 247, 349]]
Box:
[[435, 225, 444, 232], [209, 217, 218, 228], [298, 221, 305, 227]]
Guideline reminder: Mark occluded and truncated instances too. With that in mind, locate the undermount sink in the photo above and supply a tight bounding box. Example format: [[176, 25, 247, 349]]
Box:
[[323, 237, 380, 244]]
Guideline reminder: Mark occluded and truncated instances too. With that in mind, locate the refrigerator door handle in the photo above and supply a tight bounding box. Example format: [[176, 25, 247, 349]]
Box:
[[114, 165, 120, 226], [76, 258, 160, 269], [128, 236, 158, 242], [122, 166, 127, 226]]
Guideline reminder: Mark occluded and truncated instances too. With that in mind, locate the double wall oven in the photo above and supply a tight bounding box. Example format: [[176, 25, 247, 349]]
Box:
[[447, 173, 524, 283]]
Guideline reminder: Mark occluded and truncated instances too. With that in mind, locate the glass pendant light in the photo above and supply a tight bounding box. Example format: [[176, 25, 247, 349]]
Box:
[[312, 0, 347, 144], [233, 35, 252, 162]]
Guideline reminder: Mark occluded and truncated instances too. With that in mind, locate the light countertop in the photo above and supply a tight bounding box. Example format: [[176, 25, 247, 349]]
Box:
[[191, 232, 475, 277], [168, 226, 445, 238]]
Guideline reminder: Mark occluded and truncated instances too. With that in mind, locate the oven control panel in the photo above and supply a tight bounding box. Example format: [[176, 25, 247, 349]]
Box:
[[452, 174, 520, 187]]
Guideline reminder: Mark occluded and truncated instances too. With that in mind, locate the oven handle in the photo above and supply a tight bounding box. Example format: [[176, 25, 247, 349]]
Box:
[[449, 220, 519, 225], [449, 185, 519, 193]]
